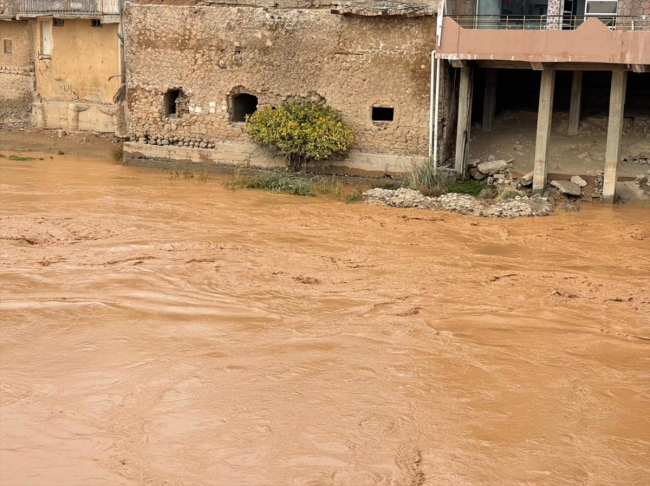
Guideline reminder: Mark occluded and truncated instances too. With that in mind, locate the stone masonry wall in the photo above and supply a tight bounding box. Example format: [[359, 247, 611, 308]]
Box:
[[124, 5, 437, 161], [0, 20, 34, 123], [618, 0, 650, 16]]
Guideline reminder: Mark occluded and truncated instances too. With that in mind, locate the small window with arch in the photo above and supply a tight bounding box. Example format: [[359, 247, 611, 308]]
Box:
[[231, 93, 258, 122]]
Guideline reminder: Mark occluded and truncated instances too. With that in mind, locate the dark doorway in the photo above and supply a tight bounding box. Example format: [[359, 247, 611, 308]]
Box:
[[231, 93, 258, 122]]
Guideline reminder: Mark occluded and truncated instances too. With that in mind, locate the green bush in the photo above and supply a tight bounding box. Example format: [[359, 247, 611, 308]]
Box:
[[245, 102, 354, 172]]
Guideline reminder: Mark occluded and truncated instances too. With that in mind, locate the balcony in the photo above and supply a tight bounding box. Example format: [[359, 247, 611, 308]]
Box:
[[438, 15, 650, 68]]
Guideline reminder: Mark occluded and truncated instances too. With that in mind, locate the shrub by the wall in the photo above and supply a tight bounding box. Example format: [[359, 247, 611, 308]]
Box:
[[245, 102, 353, 172]]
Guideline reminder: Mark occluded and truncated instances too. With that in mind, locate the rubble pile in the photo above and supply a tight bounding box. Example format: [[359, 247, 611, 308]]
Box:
[[622, 154, 649, 165], [467, 155, 514, 188], [363, 188, 555, 218]]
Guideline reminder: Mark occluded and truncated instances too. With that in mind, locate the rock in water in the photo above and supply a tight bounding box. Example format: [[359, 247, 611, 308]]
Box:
[[550, 180, 582, 197], [477, 159, 509, 175]]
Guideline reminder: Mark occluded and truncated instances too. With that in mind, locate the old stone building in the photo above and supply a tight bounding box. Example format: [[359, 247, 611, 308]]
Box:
[[0, 3, 34, 124], [123, 1, 445, 173], [0, 0, 125, 134]]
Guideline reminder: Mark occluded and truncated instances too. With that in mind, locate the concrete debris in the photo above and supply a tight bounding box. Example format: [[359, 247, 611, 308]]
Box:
[[477, 159, 509, 175], [622, 155, 649, 165], [488, 155, 496, 161], [550, 180, 582, 197], [469, 167, 487, 180], [576, 152, 590, 159], [468, 158, 481, 167], [520, 171, 534, 187], [363, 188, 554, 218], [570, 175, 588, 188], [514, 144, 525, 151]]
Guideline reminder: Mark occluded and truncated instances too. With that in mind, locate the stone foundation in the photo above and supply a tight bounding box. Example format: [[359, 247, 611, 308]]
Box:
[[123, 141, 423, 175]]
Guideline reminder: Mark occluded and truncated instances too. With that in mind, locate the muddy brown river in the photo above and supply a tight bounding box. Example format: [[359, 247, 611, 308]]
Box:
[[1, 154, 649, 486]]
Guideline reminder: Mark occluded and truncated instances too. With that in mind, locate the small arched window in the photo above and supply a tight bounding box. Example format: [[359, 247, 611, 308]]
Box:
[[231, 93, 258, 122]]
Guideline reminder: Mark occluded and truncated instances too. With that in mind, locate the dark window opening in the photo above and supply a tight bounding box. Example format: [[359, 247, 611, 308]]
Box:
[[372, 106, 394, 122], [164, 89, 187, 117], [231, 93, 258, 122], [53, 19, 64, 27], [3, 39, 12, 55], [91, 19, 103, 28]]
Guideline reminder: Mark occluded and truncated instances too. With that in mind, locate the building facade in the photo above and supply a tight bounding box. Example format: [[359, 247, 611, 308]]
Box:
[[438, 0, 650, 202], [0, 0, 125, 133], [122, 1, 444, 174], [1, 2, 34, 124]]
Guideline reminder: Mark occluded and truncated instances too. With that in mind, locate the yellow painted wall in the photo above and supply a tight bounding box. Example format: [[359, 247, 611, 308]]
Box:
[[35, 19, 120, 104]]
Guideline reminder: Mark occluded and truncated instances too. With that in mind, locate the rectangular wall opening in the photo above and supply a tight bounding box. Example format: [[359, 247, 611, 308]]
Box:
[[3, 39, 11, 55], [372, 107, 394, 122]]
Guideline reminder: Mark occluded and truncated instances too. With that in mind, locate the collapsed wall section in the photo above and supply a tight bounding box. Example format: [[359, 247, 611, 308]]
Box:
[[124, 4, 438, 173]]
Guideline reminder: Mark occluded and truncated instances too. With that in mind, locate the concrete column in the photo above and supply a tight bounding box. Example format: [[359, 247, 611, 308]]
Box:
[[455, 65, 474, 179], [67, 103, 79, 131], [34, 103, 45, 128], [532, 69, 556, 193], [482, 69, 497, 132], [568, 71, 583, 136], [603, 71, 628, 204]]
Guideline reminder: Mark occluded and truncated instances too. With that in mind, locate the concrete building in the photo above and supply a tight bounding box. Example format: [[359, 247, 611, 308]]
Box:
[[122, 1, 451, 174], [438, 0, 650, 202], [0, 0, 125, 134]]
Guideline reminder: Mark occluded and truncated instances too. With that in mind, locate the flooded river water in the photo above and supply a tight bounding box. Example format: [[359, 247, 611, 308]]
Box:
[[1, 154, 649, 485]]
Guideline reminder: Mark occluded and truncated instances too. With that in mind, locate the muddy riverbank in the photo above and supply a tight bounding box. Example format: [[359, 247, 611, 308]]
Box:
[[1, 151, 649, 485]]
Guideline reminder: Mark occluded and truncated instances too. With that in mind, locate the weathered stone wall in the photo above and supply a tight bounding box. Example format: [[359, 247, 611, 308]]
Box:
[[0, 20, 34, 123], [618, 0, 650, 16], [124, 5, 438, 171]]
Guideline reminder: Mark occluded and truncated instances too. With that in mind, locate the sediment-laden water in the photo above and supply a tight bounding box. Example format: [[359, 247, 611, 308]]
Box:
[[1, 155, 649, 485]]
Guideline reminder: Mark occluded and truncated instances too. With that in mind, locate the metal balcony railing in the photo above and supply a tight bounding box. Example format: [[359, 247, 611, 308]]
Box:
[[447, 15, 649, 32]]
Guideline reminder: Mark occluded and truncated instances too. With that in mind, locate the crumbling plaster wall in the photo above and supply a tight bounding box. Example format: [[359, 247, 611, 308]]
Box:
[[33, 19, 121, 132], [0, 20, 34, 122], [124, 5, 438, 165]]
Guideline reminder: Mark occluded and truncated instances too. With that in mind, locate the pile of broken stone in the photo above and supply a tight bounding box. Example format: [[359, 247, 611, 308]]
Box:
[[468, 156, 597, 200], [363, 188, 555, 218]]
